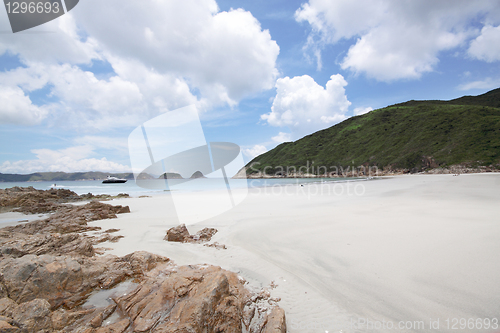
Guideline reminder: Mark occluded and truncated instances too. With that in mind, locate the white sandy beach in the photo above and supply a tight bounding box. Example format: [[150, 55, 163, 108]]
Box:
[[89, 174, 500, 333]]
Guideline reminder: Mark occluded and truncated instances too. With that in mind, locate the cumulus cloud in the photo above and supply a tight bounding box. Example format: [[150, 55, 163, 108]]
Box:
[[353, 107, 373, 116], [0, 146, 131, 174], [272, 132, 292, 143], [295, 0, 500, 81], [0, 14, 99, 65], [74, 0, 279, 106], [0, 86, 48, 125], [468, 25, 500, 62], [0, 0, 280, 127], [458, 77, 500, 91], [261, 74, 350, 139], [243, 145, 268, 160]]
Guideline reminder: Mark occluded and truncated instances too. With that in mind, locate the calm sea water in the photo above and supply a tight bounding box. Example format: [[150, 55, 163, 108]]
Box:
[[0, 177, 363, 196]]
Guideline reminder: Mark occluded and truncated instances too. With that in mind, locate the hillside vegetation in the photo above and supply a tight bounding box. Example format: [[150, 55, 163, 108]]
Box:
[[0, 172, 136, 182], [245, 88, 500, 176]]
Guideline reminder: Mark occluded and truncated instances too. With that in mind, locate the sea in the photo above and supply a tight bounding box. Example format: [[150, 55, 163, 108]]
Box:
[[0, 177, 365, 197]]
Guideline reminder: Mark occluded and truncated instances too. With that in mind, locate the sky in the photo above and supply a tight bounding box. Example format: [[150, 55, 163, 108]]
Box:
[[0, 0, 499, 175]]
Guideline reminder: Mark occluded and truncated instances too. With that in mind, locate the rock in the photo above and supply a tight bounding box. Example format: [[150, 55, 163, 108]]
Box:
[[0, 232, 95, 259], [50, 308, 94, 330], [190, 171, 206, 179], [0, 254, 134, 309], [90, 312, 103, 328], [2, 201, 129, 236], [0, 319, 19, 333], [165, 224, 190, 242], [0, 187, 80, 214], [13, 298, 52, 332], [263, 307, 287, 333], [113, 264, 247, 332], [189, 227, 218, 242], [0, 187, 131, 215], [0, 189, 287, 333], [164, 225, 218, 243], [0, 298, 17, 318], [95, 319, 130, 333], [204, 242, 227, 250]]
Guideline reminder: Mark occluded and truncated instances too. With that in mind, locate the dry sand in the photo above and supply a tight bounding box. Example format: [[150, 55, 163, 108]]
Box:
[[89, 174, 500, 333]]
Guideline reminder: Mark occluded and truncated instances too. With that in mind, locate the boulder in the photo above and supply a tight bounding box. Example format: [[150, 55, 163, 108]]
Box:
[[13, 298, 52, 332], [0, 298, 17, 318], [164, 225, 218, 243], [165, 224, 190, 242]]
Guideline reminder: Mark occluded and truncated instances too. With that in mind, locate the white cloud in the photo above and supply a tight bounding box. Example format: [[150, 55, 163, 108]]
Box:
[[458, 77, 500, 91], [0, 86, 48, 125], [0, 61, 198, 130], [468, 25, 500, 62], [353, 107, 373, 116], [0, 146, 131, 174], [261, 74, 350, 139], [0, 14, 100, 65], [74, 0, 279, 106], [0, 0, 280, 127], [243, 145, 268, 160], [295, 0, 500, 81], [272, 132, 292, 143]]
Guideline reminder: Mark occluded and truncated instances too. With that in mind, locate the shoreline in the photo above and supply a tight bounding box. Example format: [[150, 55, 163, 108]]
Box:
[[87, 173, 500, 332], [1, 174, 499, 332]]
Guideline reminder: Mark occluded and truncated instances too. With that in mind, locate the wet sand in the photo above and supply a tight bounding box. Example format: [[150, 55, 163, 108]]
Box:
[[89, 174, 500, 332]]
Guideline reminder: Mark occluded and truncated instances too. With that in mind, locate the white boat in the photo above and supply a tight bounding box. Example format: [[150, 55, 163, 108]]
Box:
[[102, 176, 127, 184]]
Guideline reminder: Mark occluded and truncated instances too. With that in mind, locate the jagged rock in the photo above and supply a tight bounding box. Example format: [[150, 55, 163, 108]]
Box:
[[95, 319, 130, 333], [263, 307, 287, 333], [165, 224, 190, 242], [190, 227, 218, 242], [51, 308, 94, 330], [112, 263, 285, 332], [0, 298, 17, 318], [0, 187, 81, 214], [0, 232, 95, 259], [0, 319, 19, 332], [165, 225, 218, 243], [3, 201, 129, 236], [0, 187, 131, 215], [0, 190, 287, 332], [13, 298, 53, 332]]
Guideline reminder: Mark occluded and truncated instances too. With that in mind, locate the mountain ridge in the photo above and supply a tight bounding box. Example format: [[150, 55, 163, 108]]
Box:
[[241, 88, 500, 177], [0, 171, 144, 182]]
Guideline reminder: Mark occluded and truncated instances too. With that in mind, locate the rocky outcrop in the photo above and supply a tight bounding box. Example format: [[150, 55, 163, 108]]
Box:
[[165, 224, 218, 243], [0, 252, 169, 309], [0, 187, 130, 215], [0, 200, 131, 261], [0, 252, 286, 332], [0, 187, 81, 214], [3, 201, 129, 236], [190, 171, 206, 179], [0, 189, 286, 332]]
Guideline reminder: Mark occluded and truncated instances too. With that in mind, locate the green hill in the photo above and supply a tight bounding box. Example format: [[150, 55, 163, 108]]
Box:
[[0, 172, 138, 182], [244, 88, 500, 176]]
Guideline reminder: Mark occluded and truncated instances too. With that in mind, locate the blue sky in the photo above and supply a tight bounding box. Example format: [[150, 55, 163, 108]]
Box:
[[0, 0, 499, 175]]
